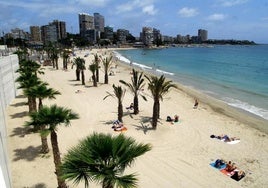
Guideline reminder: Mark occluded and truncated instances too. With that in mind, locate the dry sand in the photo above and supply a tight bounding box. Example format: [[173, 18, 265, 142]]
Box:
[[6, 48, 268, 188]]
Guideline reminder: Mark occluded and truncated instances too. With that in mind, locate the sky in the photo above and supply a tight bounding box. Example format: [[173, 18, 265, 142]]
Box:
[[0, 0, 268, 43]]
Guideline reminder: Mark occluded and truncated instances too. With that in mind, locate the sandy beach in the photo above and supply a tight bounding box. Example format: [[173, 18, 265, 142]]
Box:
[[6, 48, 268, 188]]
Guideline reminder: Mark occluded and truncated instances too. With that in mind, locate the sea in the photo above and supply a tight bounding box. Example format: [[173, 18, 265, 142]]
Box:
[[114, 44, 268, 121]]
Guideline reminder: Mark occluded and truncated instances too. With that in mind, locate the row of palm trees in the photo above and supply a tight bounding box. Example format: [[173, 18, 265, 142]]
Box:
[[14, 49, 152, 188], [71, 54, 114, 87], [105, 68, 178, 129]]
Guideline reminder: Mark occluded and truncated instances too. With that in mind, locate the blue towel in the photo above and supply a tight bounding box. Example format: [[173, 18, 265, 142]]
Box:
[[210, 162, 226, 170]]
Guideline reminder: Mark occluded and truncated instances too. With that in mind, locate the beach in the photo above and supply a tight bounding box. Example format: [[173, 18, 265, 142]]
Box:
[[6, 48, 268, 188]]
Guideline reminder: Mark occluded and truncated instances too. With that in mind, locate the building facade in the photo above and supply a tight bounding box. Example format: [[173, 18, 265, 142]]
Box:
[[79, 13, 94, 37], [104, 26, 114, 41], [198, 29, 208, 42], [141, 27, 153, 46], [40, 20, 66, 45], [50, 20, 67, 40], [117, 29, 129, 44], [94, 13, 104, 32], [30, 26, 41, 41]]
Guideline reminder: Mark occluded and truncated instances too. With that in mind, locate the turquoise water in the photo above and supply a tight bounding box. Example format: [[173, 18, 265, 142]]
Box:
[[114, 45, 268, 120]]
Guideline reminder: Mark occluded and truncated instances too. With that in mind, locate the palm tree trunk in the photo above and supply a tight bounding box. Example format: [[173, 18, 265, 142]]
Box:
[[92, 74, 97, 87], [104, 72, 108, 84], [52, 60, 55, 68], [152, 100, 159, 129], [81, 71, 85, 85], [76, 69, 80, 80], [51, 130, 67, 188], [38, 98, 43, 111], [118, 102, 123, 122], [41, 133, 49, 153], [133, 95, 139, 115], [56, 58, 59, 70]]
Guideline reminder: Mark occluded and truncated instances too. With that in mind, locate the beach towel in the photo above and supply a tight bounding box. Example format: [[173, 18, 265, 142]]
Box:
[[114, 127, 127, 132], [226, 140, 241, 144], [210, 162, 226, 170], [220, 169, 236, 176]]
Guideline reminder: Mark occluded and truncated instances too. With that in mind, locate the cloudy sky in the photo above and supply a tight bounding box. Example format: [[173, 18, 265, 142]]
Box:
[[0, 0, 268, 43]]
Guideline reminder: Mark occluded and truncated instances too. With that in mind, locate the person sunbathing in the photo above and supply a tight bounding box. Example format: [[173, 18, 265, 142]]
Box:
[[231, 170, 245, 181], [225, 161, 237, 172], [114, 124, 126, 131], [220, 135, 240, 142], [214, 159, 226, 168]]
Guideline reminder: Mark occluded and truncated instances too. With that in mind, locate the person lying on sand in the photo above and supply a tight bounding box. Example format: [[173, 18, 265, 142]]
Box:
[[210, 134, 240, 142], [225, 161, 237, 172], [214, 159, 226, 168], [231, 170, 245, 181]]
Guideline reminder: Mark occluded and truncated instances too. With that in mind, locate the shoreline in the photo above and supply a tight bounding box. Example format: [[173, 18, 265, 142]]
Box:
[[112, 48, 268, 134]]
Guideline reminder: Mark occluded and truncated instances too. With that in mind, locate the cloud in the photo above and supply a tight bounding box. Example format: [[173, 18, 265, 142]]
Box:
[[207, 14, 227, 21], [115, 0, 157, 15], [74, 0, 111, 7], [178, 7, 198, 18], [219, 0, 248, 7], [142, 5, 157, 15]]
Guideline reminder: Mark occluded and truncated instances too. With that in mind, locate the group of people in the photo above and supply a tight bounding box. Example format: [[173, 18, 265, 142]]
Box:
[[166, 115, 179, 123], [112, 120, 127, 131], [213, 159, 245, 181]]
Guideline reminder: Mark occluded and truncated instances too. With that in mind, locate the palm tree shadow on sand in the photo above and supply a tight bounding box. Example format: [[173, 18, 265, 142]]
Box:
[[13, 145, 42, 162], [10, 127, 33, 138], [132, 116, 155, 134], [10, 111, 28, 119], [29, 183, 47, 188], [10, 101, 27, 107]]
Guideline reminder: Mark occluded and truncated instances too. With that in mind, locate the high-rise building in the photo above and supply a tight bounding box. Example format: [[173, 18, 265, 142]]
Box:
[[79, 13, 94, 37], [50, 20, 67, 40], [198, 29, 208, 42], [41, 24, 57, 44], [30, 26, 41, 41], [94, 13, 105, 32], [104, 26, 114, 40], [40, 20, 66, 45], [141, 27, 153, 46], [117, 29, 129, 44]]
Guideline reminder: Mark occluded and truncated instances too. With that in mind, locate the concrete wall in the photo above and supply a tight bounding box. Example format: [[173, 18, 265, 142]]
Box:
[[0, 54, 19, 188]]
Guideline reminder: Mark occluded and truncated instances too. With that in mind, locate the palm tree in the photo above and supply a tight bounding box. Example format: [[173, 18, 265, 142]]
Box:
[[25, 105, 79, 188], [24, 83, 61, 153], [102, 56, 113, 84], [89, 63, 98, 87], [145, 75, 178, 129], [73, 57, 86, 85], [60, 132, 152, 188], [16, 60, 44, 112], [93, 54, 100, 82], [62, 49, 71, 70], [120, 69, 147, 114], [103, 84, 125, 122], [51, 47, 60, 69]]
